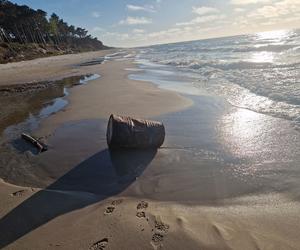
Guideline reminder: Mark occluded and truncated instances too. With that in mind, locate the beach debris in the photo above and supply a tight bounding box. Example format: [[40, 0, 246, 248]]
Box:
[[79, 58, 104, 67], [104, 206, 115, 215], [89, 238, 108, 250], [0, 81, 52, 96], [11, 189, 26, 197], [49, 243, 61, 247], [106, 114, 165, 149], [21, 133, 48, 153]]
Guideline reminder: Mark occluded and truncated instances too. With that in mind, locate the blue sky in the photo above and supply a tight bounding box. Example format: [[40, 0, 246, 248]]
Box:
[[11, 0, 300, 47]]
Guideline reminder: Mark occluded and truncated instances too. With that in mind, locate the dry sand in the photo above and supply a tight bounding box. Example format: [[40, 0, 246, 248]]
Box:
[[1, 51, 300, 250], [1, 179, 300, 250], [0, 50, 114, 86]]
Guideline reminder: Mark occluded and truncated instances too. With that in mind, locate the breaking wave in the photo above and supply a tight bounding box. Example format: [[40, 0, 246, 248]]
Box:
[[136, 29, 300, 125]]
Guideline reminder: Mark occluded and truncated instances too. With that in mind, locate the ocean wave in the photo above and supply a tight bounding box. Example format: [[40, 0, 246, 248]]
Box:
[[157, 58, 300, 71], [293, 116, 300, 130], [233, 44, 297, 53], [136, 29, 300, 123], [194, 77, 300, 122], [144, 57, 300, 106]]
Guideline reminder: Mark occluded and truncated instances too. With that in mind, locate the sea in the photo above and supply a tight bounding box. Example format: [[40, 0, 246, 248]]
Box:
[[131, 29, 300, 128]]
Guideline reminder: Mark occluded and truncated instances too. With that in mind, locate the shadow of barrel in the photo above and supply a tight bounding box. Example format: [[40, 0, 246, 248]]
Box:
[[0, 148, 157, 248]]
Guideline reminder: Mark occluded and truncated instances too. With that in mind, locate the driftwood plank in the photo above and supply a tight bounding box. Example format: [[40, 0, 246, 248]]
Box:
[[21, 133, 48, 152]]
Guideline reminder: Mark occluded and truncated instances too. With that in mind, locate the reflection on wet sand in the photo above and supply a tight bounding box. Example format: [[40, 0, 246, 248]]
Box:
[[0, 84, 64, 135], [219, 107, 299, 162], [219, 109, 270, 159], [0, 74, 100, 140]]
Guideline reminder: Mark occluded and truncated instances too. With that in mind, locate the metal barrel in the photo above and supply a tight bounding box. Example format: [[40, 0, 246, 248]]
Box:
[[106, 114, 165, 149]]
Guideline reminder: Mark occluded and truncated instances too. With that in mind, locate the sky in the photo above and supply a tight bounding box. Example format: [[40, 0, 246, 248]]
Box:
[[11, 0, 300, 47]]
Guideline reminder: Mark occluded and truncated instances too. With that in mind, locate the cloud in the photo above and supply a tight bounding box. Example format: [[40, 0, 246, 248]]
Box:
[[100, 20, 229, 47], [126, 4, 156, 12], [101, 0, 300, 47], [119, 16, 153, 25], [252, 5, 281, 18], [234, 8, 246, 12], [192, 6, 220, 16], [91, 11, 101, 18], [230, 0, 272, 5], [231, 0, 300, 30], [247, 0, 300, 19], [176, 15, 225, 26], [133, 25, 223, 46], [102, 32, 130, 41], [133, 29, 145, 33], [92, 27, 104, 32], [175, 6, 223, 27]]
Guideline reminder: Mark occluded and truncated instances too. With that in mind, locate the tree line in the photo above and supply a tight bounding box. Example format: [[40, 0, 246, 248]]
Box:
[[0, 0, 104, 48]]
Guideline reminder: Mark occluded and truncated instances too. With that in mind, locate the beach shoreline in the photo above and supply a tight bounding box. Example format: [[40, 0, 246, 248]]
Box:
[[1, 51, 300, 250], [0, 49, 115, 86]]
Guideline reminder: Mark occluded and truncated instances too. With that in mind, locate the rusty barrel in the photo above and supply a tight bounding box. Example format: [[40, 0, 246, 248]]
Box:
[[106, 114, 165, 149]]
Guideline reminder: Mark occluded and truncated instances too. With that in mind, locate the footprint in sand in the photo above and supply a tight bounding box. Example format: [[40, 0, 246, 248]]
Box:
[[155, 218, 170, 233], [104, 199, 123, 215], [111, 199, 123, 206], [11, 190, 26, 197], [151, 217, 170, 248], [136, 211, 146, 218], [137, 201, 148, 210], [136, 201, 148, 218], [89, 238, 108, 250], [151, 233, 164, 245]]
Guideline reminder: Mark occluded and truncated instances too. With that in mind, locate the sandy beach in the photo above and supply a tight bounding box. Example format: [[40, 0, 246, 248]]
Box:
[[0, 50, 113, 86], [1, 50, 300, 250]]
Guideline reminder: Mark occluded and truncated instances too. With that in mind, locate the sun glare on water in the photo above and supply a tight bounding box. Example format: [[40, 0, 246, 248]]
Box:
[[250, 51, 275, 63], [256, 29, 290, 43], [247, 30, 292, 63], [219, 108, 272, 159]]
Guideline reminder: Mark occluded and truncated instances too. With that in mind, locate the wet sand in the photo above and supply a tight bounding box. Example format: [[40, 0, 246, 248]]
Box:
[[1, 52, 300, 249], [35, 59, 193, 137]]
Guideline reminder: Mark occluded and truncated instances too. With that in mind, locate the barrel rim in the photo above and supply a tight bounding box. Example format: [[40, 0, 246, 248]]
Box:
[[107, 114, 114, 146]]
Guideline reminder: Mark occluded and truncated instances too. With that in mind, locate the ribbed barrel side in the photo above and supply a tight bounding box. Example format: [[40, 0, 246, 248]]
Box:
[[106, 114, 165, 149]]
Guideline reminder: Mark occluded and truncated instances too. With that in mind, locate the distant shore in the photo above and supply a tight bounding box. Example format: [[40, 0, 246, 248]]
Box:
[[0, 42, 112, 64]]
